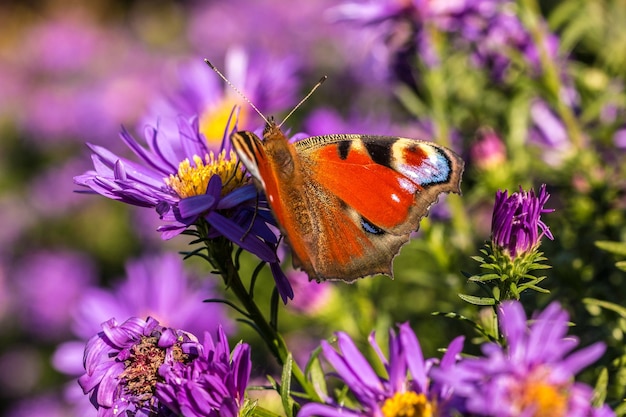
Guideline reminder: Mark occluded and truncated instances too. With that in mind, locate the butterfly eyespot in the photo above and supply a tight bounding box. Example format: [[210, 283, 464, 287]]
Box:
[[361, 217, 385, 235]]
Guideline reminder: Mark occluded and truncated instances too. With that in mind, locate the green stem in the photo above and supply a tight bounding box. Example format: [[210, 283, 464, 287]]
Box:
[[424, 25, 472, 251], [204, 235, 320, 403], [519, 0, 597, 172]]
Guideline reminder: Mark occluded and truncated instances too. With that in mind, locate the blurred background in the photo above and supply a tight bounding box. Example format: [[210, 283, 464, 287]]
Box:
[[1, 0, 625, 415]]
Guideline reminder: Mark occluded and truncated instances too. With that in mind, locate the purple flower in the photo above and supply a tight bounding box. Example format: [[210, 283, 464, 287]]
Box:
[[156, 326, 251, 417], [145, 48, 299, 145], [285, 269, 332, 314], [303, 107, 434, 138], [491, 184, 553, 259], [330, 0, 563, 82], [12, 13, 159, 144], [10, 250, 97, 341], [79, 316, 201, 416], [470, 127, 507, 171], [613, 126, 626, 149], [529, 99, 574, 166], [27, 158, 93, 218], [434, 301, 615, 417], [186, 0, 341, 74], [74, 113, 293, 301], [4, 392, 70, 417], [298, 323, 464, 417], [53, 253, 231, 376]]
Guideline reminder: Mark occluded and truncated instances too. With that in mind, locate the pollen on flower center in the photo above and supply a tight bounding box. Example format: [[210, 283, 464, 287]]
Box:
[[120, 336, 166, 402], [165, 150, 246, 199], [199, 98, 248, 143], [381, 392, 434, 417], [512, 372, 567, 417]]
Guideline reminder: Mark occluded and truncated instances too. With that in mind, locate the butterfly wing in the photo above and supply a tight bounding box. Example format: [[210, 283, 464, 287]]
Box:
[[292, 134, 464, 281], [233, 127, 464, 282]]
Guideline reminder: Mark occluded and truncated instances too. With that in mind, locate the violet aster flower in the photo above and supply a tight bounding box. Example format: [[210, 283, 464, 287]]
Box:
[[491, 184, 553, 259], [298, 323, 464, 417], [330, 0, 562, 82], [53, 253, 231, 417], [433, 301, 615, 417], [529, 99, 574, 166], [13, 13, 159, 145], [155, 326, 251, 417], [285, 269, 332, 314], [79, 316, 201, 416], [470, 128, 507, 171], [4, 392, 70, 417], [53, 252, 231, 377], [146, 48, 299, 146], [10, 250, 96, 341], [74, 113, 293, 301], [52, 253, 232, 417]]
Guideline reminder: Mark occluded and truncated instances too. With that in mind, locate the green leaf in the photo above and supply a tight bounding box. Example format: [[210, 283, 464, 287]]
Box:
[[614, 401, 626, 417], [469, 273, 501, 282], [592, 367, 608, 407], [241, 400, 283, 417], [250, 406, 283, 417], [526, 263, 552, 270], [458, 293, 497, 305], [304, 347, 327, 398], [522, 284, 550, 294], [432, 311, 494, 341], [595, 240, 626, 256], [280, 354, 295, 417], [492, 286, 500, 301], [509, 281, 520, 299], [616, 261, 626, 272], [583, 298, 626, 318]]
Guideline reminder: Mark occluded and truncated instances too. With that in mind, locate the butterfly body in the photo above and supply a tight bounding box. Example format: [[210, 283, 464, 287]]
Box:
[[232, 121, 464, 282]]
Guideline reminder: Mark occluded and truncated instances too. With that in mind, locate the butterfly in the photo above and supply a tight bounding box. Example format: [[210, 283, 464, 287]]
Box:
[[206, 60, 464, 282]]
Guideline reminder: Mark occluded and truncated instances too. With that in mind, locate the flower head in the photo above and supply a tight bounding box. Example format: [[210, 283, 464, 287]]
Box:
[[11, 250, 96, 341], [74, 113, 293, 302], [470, 128, 507, 171], [330, 0, 563, 82], [78, 316, 201, 417], [529, 100, 574, 166], [491, 184, 553, 259], [156, 326, 251, 417], [298, 323, 464, 417], [145, 48, 299, 146], [433, 301, 614, 417]]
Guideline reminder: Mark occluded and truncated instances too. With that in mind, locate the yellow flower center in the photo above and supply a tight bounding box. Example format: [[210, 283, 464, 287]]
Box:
[[165, 150, 246, 199], [381, 392, 434, 417], [513, 379, 568, 417], [199, 97, 249, 144]]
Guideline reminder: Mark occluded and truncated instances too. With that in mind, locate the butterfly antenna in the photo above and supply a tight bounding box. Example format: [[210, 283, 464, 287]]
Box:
[[278, 75, 327, 128], [204, 58, 270, 126]]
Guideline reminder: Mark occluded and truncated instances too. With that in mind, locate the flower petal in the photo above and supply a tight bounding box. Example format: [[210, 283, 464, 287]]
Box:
[[205, 211, 277, 262]]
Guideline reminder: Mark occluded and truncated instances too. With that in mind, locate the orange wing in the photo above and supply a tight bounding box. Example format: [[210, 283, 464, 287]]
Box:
[[232, 126, 464, 282], [289, 134, 463, 281]]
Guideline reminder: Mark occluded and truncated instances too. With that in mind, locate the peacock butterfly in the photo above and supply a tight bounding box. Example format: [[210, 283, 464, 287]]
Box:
[[206, 59, 464, 282]]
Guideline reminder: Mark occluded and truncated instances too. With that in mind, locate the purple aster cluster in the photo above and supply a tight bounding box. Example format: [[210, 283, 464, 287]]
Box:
[[156, 326, 251, 417], [299, 323, 465, 417], [79, 317, 251, 417], [491, 184, 554, 259], [53, 253, 230, 375], [330, 0, 561, 81], [79, 316, 197, 416], [433, 301, 615, 417]]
